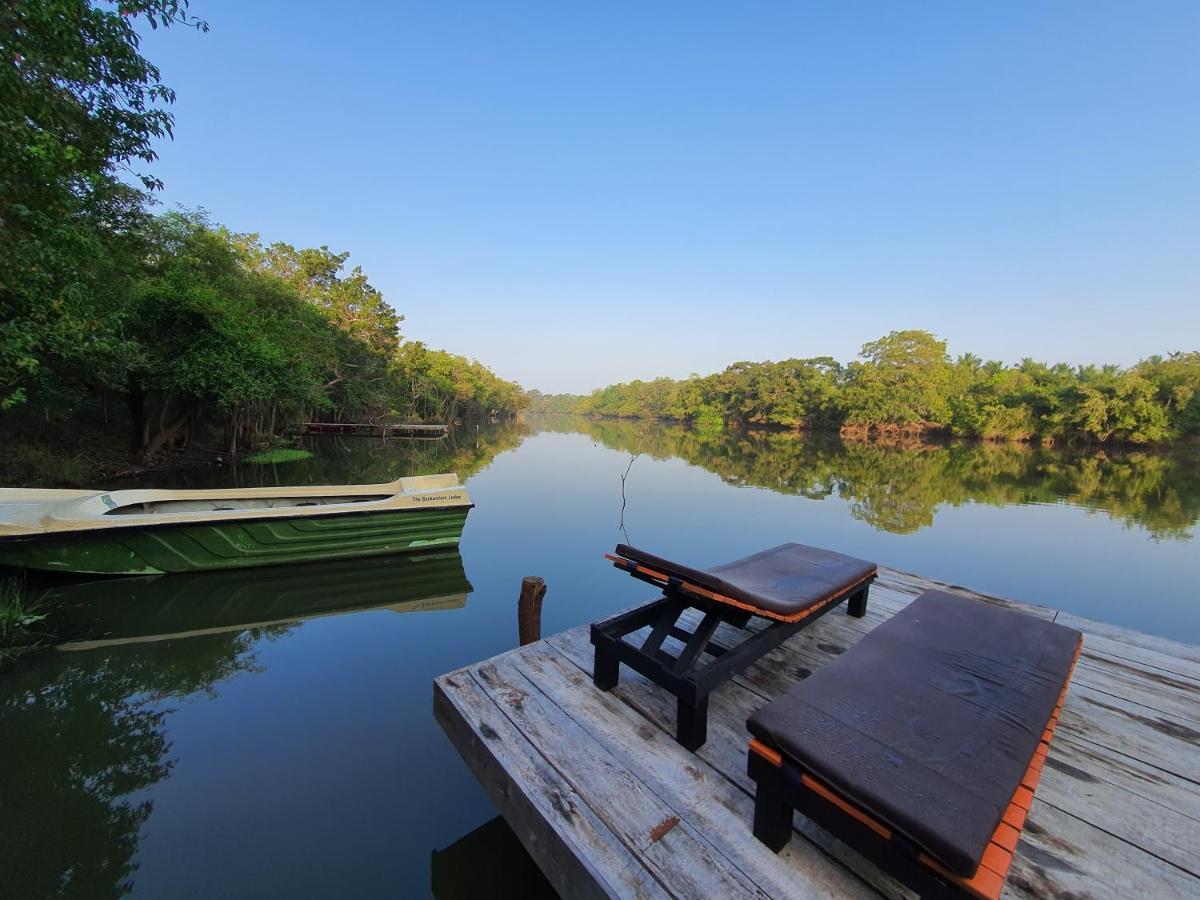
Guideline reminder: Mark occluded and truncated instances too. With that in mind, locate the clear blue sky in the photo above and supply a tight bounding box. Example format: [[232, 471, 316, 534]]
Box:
[[139, 1, 1200, 393]]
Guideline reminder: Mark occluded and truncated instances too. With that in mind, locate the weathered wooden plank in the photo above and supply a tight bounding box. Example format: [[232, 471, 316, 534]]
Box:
[[466, 655, 763, 899], [546, 626, 912, 900], [1005, 799, 1199, 899], [1077, 633, 1200, 684], [869, 569, 924, 596], [1070, 655, 1200, 725], [1058, 684, 1200, 782], [433, 669, 668, 899], [1055, 609, 1200, 666], [1033, 732, 1200, 874], [509, 639, 884, 899], [875, 568, 1059, 620]]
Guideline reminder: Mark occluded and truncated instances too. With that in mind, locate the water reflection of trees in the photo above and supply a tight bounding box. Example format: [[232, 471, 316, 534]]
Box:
[[0, 628, 286, 898], [113, 421, 532, 490], [538, 416, 1200, 538]]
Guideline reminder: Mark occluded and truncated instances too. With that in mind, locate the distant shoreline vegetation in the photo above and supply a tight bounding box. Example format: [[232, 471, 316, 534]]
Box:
[[529, 331, 1200, 446]]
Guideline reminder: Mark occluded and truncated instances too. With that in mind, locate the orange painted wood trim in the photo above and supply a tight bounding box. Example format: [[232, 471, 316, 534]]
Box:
[[748, 739, 782, 767]]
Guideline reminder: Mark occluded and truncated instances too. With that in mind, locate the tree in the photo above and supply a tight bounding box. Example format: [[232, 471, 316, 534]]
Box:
[[0, 1, 206, 407], [1137, 352, 1200, 437], [126, 212, 336, 455], [841, 330, 953, 429], [236, 237, 401, 419]]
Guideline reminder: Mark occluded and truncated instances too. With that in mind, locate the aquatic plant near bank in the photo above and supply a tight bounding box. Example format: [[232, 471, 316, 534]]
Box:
[[0, 577, 47, 665], [245, 448, 316, 465]]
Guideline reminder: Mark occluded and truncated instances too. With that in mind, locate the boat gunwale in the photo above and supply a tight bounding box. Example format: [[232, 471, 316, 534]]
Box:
[[0, 500, 475, 544], [0, 474, 470, 539]]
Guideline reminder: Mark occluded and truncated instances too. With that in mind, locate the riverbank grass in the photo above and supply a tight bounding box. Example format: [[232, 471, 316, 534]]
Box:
[[0, 576, 47, 666]]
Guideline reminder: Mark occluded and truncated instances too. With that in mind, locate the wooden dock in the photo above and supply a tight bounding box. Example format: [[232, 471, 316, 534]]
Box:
[[434, 566, 1200, 899], [302, 421, 448, 438]]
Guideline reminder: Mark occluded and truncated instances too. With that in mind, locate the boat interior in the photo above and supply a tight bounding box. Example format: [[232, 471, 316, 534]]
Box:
[[105, 495, 391, 515]]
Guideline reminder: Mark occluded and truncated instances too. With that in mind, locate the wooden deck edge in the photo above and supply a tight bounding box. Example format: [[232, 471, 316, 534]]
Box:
[[433, 674, 635, 900]]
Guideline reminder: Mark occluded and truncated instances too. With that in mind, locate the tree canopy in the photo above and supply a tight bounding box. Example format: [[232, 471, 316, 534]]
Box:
[[543, 331, 1200, 446], [0, 1, 207, 408], [7, 210, 527, 459]]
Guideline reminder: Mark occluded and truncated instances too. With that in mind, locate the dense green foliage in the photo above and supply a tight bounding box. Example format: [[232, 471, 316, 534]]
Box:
[[5, 209, 527, 462], [1, 2, 524, 468], [557, 331, 1200, 445], [1, 1, 205, 409]]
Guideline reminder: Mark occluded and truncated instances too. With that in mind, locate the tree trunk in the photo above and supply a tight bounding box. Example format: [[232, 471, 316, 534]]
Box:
[[127, 385, 147, 453], [142, 415, 189, 461], [228, 410, 239, 456]]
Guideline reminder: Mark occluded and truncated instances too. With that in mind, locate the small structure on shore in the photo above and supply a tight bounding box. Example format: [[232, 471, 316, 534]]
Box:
[[302, 422, 449, 439]]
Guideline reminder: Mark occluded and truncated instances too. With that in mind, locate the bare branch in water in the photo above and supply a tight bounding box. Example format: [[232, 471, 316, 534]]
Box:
[[619, 454, 640, 544]]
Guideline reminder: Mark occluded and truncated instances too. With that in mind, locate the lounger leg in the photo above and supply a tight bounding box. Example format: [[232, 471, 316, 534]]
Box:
[[593, 647, 620, 691], [676, 695, 709, 751], [847, 585, 869, 618], [752, 778, 793, 852], [724, 610, 753, 629]]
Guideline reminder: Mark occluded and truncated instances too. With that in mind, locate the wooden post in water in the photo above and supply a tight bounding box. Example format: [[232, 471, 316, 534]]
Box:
[[518, 576, 547, 646]]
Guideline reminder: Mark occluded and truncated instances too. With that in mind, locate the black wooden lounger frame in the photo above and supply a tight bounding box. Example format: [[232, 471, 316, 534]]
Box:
[[590, 557, 873, 750]]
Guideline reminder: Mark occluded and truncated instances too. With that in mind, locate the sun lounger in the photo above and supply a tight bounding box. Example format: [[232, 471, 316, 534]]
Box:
[[591, 543, 876, 750], [747, 589, 1082, 899]]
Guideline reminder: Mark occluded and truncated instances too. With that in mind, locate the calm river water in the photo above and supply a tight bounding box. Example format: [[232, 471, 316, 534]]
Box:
[[2, 417, 1198, 897]]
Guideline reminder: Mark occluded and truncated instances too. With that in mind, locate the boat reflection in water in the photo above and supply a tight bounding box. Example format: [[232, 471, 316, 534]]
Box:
[[2, 551, 473, 899], [39, 550, 473, 651]]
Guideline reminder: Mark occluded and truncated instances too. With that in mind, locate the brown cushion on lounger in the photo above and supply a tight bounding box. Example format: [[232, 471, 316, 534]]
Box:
[[747, 589, 1081, 878], [615, 543, 876, 618]]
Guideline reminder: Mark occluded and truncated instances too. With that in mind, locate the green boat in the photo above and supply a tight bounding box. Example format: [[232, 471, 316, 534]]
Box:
[[0, 474, 473, 575]]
